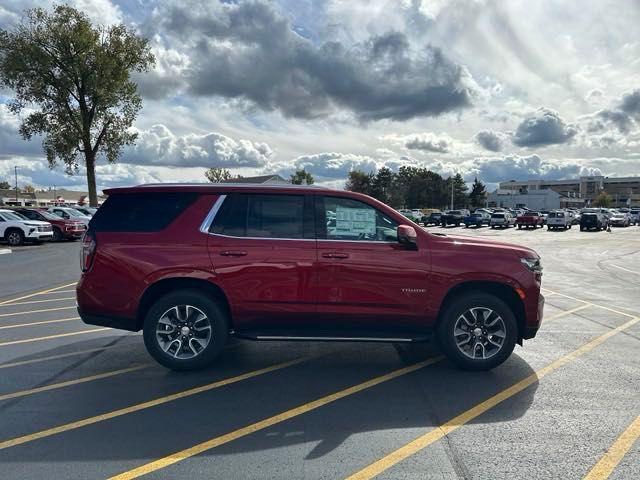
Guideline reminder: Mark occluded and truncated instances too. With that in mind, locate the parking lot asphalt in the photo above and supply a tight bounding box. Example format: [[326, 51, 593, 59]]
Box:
[[0, 226, 638, 479]]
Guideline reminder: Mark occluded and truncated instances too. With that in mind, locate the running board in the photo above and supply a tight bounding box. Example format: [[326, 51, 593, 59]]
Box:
[[233, 329, 432, 343]]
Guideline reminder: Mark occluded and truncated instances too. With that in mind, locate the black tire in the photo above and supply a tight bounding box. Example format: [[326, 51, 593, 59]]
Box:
[[580, 226, 584, 231], [437, 292, 518, 371], [5, 228, 24, 246], [518, 224, 522, 229], [143, 290, 229, 371], [52, 227, 64, 242]]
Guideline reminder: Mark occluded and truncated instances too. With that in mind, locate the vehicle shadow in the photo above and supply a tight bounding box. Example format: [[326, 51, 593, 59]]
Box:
[[0, 337, 538, 468]]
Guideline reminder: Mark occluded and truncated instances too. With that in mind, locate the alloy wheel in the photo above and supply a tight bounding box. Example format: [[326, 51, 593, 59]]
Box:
[[453, 307, 506, 360], [155, 305, 212, 359], [7, 232, 22, 246]]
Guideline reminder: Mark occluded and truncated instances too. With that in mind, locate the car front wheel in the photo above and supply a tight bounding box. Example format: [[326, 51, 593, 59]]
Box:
[[437, 293, 517, 371], [143, 290, 228, 371], [5, 229, 24, 246]]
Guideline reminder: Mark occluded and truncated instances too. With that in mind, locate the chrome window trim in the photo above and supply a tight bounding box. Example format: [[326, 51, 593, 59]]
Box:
[[199, 195, 227, 233], [200, 193, 399, 244]]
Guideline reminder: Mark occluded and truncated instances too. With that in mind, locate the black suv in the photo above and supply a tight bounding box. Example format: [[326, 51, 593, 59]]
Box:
[[440, 210, 469, 227], [580, 212, 607, 231]]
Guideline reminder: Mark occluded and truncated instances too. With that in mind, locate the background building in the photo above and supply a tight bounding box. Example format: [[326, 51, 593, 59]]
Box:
[[486, 189, 584, 210], [499, 175, 640, 207], [0, 188, 105, 206]]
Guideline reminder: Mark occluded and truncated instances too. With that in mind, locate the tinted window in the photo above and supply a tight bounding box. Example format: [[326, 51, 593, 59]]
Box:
[[90, 192, 198, 232], [491, 213, 504, 218], [211, 194, 309, 239], [319, 196, 398, 242], [20, 210, 40, 220]]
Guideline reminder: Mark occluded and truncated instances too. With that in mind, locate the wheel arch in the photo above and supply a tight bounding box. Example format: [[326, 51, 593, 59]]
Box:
[[136, 277, 232, 331], [436, 281, 526, 342]]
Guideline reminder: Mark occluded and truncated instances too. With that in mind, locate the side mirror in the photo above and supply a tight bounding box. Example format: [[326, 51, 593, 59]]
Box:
[[397, 224, 418, 249]]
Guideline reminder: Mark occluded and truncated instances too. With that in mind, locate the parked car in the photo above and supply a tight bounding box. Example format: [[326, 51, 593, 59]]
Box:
[[0, 208, 53, 246], [489, 212, 515, 228], [546, 211, 572, 230], [609, 212, 630, 227], [423, 211, 442, 226], [74, 206, 98, 217], [77, 184, 544, 372], [629, 209, 640, 225], [516, 212, 544, 229], [440, 209, 469, 227], [580, 212, 608, 231], [48, 206, 92, 225], [14, 207, 86, 241], [463, 211, 490, 227]]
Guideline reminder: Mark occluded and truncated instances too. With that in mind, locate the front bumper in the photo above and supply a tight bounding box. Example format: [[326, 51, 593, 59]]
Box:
[[523, 292, 545, 340]]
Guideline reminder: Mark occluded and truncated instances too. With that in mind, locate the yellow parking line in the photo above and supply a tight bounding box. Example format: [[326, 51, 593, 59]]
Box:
[[0, 328, 110, 347], [542, 288, 635, 319], [0, 356, 310, 450], [42, 289, 76, 295], [344, 315, 640, 480], [0, 282, 76, 306], [0, 297, 75, 307], [108, 356, 444, 480], [0, 365, 149, 402], [544, 304, 592, 323], [0, 344, 126, 370], [0, 306, 76, 318], [0, 317, 80, 330], [583, 414, 640, 480]]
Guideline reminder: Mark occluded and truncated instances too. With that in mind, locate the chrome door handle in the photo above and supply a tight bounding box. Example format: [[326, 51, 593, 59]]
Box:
[[219, 250, 248, 256], [322, 252, 349, 259]]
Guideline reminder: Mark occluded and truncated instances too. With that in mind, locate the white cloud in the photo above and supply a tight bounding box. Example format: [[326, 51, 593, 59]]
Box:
[[124, 125, 273, 168]]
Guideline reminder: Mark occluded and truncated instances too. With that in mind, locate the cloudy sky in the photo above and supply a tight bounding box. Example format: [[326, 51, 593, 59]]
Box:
[[1, 0, 639, 192]]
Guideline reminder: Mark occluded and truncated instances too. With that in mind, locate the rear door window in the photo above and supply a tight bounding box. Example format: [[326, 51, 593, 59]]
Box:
[[90, 192, 198, 232], [211, 193, 313, 239]]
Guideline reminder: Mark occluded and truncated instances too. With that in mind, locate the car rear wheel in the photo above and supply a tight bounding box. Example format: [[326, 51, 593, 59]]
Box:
[[143, 290, 228, 371], [52, 227, 63, 242], [437, 293, 517, 371], [5, 229, 24, 246]]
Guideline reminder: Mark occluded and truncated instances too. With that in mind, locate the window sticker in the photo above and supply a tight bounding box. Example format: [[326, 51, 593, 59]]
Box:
[[334, 206, 376, 236]]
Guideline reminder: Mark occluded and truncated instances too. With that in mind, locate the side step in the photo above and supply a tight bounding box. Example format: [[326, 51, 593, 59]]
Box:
[[233, 328, 432, 343]]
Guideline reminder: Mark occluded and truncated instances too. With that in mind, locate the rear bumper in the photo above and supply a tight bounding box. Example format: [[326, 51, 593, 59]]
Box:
[[78, 306, 140, 332]]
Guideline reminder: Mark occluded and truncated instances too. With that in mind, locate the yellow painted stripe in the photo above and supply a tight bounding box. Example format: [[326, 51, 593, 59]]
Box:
[[542, 288, 635, 319], [108, 356, 444, 480], [0, 328, 110, 347], [0, 297, 75, 307], [344, 315, 640, 480], [0, 316, 80, 330], [544, 304, 591, 323], [0, 344, 124, 370], [0, 306, 76, 318], [0, 282, 76, 306], [0, 365, 148, 402], [583, 414, 640, 480], [0, 356, 309, 450]]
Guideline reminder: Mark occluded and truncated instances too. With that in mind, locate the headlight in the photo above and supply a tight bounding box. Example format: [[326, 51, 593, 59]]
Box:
[[521, 257, 542, 272]]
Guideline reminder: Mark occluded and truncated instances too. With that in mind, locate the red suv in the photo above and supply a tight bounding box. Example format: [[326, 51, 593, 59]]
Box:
[[15, 208, 86, 241], [77, 184, 544, 371]]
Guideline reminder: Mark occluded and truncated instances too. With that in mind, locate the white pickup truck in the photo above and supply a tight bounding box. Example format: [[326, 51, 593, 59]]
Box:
[[0, 209, 54, 246], [546, 210, 572, 230]]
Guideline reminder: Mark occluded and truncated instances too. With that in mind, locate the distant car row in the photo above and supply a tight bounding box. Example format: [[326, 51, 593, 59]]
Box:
[[0, 206, 96, 246], [398, 207, 640, 232]]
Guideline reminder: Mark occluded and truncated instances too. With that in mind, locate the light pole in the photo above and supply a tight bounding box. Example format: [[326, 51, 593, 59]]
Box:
[[14, 166, 18, 203]]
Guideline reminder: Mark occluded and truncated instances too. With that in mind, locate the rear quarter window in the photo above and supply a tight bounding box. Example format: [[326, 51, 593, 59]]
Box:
[[89, 192, 198, 232]]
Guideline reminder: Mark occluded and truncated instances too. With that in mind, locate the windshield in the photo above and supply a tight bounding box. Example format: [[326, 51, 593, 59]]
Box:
[[62, 208, 86, 218], [0, 211, 27, 221], [38, 211, 61, 220]]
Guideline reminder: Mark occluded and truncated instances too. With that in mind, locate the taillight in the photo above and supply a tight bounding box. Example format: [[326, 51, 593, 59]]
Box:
[[80, 230, 96, 272]]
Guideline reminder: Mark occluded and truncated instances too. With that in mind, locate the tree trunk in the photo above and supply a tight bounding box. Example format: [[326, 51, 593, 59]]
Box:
[[85, 152, 98, 207]]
